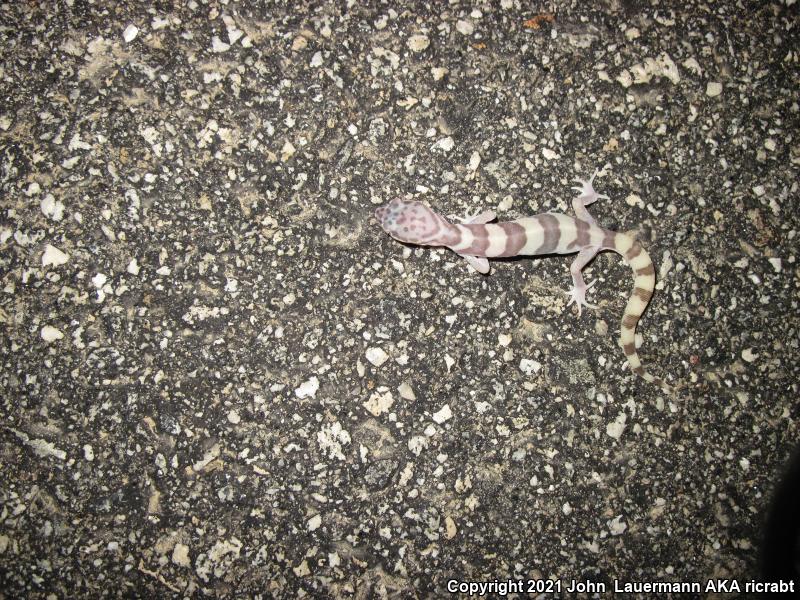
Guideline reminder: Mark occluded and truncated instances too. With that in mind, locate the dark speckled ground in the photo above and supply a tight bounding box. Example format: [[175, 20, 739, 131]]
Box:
[[1, 1, 798, 598]]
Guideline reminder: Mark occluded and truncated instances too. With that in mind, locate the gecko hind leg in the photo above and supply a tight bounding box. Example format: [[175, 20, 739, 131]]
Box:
[[566, 246, 601, 316], [571, 169, 609, 225]]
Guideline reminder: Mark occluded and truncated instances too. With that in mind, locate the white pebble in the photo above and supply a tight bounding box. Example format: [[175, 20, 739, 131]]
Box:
[[432, 136, 454, 151], [706, 81, 722, 97], [40, 194, 65, 221], [227, 409, 241, 424], [609, 515, 627, 535], [365, 347, 389, 367], [42, 244, 69, 267], [541, 148, 559, 160], [456, 20, 474, 35], [41, 325, 64, 342], [123, 24, 139, 43], [397, 382, 416, 400], [407, 34, 430, 52], [519, 358, 542, 375], [92, 273, 108, 288], [172, 543, 191, 567], [432, 404, 452, 424], [431, 67, 448, 81], [408, 435, 429, 456], [294, 376, 319, 399], [307, 514, 321, 531], [606, 412, 627, 440], [625, 193, 643, 207], [211, 36, 230, 53], [127, 258, 140, 275], [363, 389, 394, 416]]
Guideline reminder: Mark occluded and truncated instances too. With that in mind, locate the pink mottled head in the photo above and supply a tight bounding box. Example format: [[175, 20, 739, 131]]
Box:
[[375, 198, 452, 246]]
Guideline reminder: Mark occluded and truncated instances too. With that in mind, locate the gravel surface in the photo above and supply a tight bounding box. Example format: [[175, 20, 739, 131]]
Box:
[[1, 1, 798, 597]]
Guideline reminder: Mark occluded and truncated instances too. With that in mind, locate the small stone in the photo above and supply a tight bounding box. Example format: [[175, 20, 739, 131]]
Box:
[[625, 193, 643, 207], [407, 34, 430, 52], [307, 514, 321, 531], [211, 36, 230, 53], [227, 410, 241, 424], [127, 258, 140, 275], [123, 25, 139, 43], [363, 389, 394, 416], [397, 382, 416, 400], [432, 404, 452, 424], [468, 151, 481, 172], [609, 515, 627, 535], [41, 325, 64, 342], [292, 36, 307, 51], [295, 376, 319, 399], [365, 347, 389, 367], [408, 436, 428, 456], [542, 148, 558, 160], [519, 358, 542, 375], [456, 20, 474, 35], [432, 136, 454, 151], [42, 244, 69, 267], [606, 412, 627, 440], [431, 67, 448, 81], [40, 195, 65, 221], [445, 516, 457, 539], [706, 81, 723, 97], [172, 543, 191, 567], [292, 560, 310, 577], [280, 141, 296, 162]]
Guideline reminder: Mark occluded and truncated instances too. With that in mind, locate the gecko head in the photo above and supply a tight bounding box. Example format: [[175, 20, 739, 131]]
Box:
[[374, 197, 449, 245]]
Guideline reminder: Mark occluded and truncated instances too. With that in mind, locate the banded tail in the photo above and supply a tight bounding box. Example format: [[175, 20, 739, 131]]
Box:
[[607, 231, 671, 392]]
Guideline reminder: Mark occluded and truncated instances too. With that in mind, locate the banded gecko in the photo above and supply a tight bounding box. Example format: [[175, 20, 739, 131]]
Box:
[[375, 171, 669, 389]]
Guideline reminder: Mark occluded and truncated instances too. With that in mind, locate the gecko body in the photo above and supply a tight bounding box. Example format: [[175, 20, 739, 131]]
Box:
[[375, 172, 668, 389]]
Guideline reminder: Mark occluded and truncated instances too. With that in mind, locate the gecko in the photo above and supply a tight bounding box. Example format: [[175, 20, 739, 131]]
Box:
[[374, 171, 670, 390]]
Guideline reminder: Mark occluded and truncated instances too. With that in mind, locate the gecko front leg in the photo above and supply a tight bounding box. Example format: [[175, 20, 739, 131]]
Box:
[[571, 169, 608, 225], [566, 246, 600, 316]]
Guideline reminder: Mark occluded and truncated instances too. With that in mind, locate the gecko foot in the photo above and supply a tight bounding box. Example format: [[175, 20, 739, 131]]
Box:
[[572, 169, 609, 206], [566, 280, 597, 316]]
